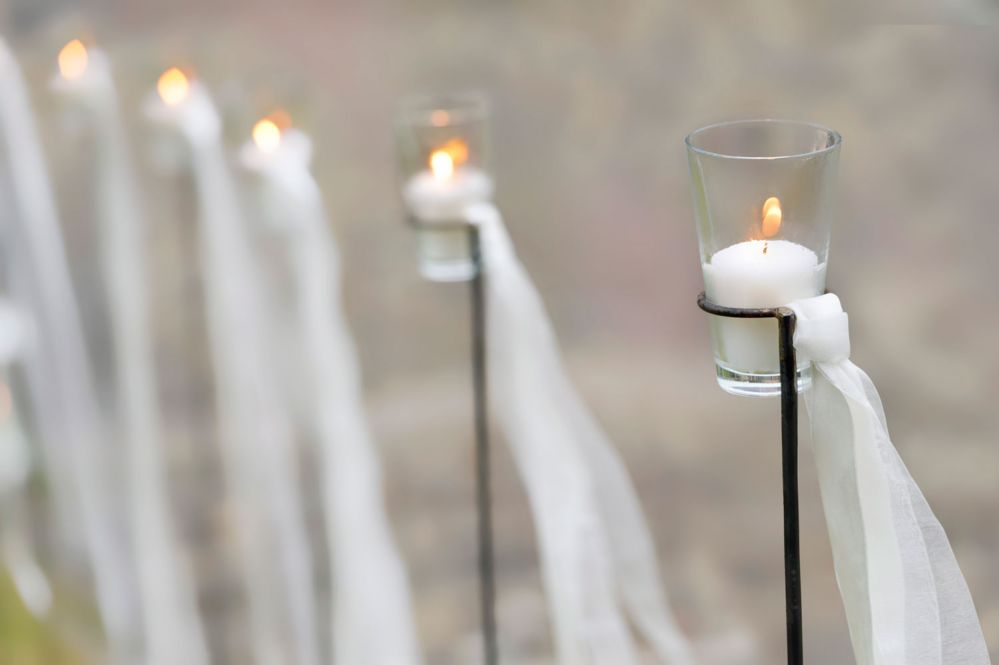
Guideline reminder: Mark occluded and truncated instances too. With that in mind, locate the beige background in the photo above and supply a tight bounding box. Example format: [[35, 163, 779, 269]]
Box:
[[3, 1, 998, 662]]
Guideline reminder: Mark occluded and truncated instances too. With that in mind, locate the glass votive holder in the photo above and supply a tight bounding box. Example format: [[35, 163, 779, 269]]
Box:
[[395, 93, 493, 282], [686, 119, 841, 397]]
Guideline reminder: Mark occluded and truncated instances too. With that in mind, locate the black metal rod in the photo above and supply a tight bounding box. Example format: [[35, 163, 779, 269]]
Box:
[[697, 292, 804, 665], [777, 310, 803, 665], [469, 227, 499, 665]]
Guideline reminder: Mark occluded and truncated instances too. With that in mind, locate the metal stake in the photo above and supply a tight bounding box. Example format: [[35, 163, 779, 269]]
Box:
[[409, 218, 499, 663], [697, 292, 803, 665], [469, 226, 499, 665]]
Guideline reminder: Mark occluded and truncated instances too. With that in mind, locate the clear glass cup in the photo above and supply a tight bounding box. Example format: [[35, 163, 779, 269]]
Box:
[[395, 93, 492, 282], [686, 120, 841, 397]]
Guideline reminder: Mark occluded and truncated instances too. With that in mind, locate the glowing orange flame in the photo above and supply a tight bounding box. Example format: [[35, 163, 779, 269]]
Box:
[[430, 149, 454, 181], [58, 39, 88, 80], [441, 138, 468, 166], [762, 196, 782, 238], [252, 118, 282, 154], [428, 138, 470, 181], [428, 137, 469, 177], [157, 67, 190, 106]]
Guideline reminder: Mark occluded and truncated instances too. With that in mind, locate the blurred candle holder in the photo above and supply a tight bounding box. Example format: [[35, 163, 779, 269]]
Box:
[[687, 119, 841, 396], [396, 93, 493, 281], [395, 92, 499, 665]]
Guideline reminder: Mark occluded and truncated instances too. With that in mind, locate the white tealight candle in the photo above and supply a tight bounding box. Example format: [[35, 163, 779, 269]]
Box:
[[403, 165, 493, 219], [402, 146, 493, 282], [704, 239, 826, 373]]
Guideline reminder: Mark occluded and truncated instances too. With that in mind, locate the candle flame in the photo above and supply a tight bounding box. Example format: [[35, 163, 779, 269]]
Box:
[[441, 138, 468, 166], [762, 196, 782, 238], [157, 67, 190, 106], [58, 39, 88, 80], [430, 149, 454, 181], [428, 138, 469, 181], [252, 118, 282, 154]]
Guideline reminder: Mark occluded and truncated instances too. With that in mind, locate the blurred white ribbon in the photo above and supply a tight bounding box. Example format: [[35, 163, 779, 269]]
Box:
[[472, 203, 693, 664], [242, 128, 423, 665], [788, 294, 989, 665], [0, 299, 52, 617]]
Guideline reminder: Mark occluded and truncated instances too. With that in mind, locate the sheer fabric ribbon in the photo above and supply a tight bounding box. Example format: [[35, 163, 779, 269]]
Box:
[[472, 203, 693, 664], [788, 294, 989, 665]]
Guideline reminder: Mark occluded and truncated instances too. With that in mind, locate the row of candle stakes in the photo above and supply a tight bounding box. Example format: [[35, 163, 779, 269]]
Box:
[[41, 32, 996, 665], [3, 33, 841, 665], [16, 35, 428, 665], [59, 34, 833, 387], [22, 35, 709, 665]]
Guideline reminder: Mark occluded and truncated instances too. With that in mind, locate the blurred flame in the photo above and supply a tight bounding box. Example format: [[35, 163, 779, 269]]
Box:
[[157, 67, 190, 106], [762, 196, 782, 238], [441, 138, 468, 166], [252, 118, 282, 154], [430, 150, 454, 181], [58, 39, 88, 80], [429, 138, 469, 181]]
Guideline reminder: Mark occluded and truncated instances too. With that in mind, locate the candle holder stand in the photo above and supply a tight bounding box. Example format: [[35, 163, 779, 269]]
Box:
[[697, 292, 803, 665], [410, 216, 498, 665]]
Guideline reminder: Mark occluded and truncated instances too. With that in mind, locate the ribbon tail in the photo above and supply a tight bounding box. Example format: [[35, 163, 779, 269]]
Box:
[[287, 224, 422, 665], [806, 361, 990, 665], [570, 398, 695, 664], [852, 366, 991, 665], [0, 404, 53, 618], [479, 208, 637, 664]]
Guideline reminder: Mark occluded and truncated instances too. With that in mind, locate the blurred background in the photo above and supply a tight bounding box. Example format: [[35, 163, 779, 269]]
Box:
[[1, 0, 998, 663]]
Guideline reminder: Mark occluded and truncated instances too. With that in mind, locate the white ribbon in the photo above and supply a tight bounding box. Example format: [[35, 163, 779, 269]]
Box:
[[2, 40, 140, 660], [471, 203, 693, 664], [260, 143, 423, 665], [788, 294, 989, 665], [0, 301, 52, 618]]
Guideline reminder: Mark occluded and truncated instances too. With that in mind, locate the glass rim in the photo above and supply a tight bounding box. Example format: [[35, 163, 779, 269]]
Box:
[[395, 91, 489, 128], [685, 118, 841, 161]]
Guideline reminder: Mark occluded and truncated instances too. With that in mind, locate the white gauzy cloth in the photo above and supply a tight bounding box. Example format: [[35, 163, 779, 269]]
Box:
[[788, 294, 989, 665], [0, 300, 53, 617], [242, 128, 423, 665], [470, 203, 693, 665]]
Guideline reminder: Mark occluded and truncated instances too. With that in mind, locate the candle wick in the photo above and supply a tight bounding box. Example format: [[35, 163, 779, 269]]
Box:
[[763, 241, 768, 255]]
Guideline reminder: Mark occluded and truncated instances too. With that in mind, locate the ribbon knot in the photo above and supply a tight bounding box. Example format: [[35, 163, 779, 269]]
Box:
[[788, 293, 851, 364]]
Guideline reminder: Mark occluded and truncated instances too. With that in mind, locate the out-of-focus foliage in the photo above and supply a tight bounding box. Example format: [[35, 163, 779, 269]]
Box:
[[0, 574, 88, 664]]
